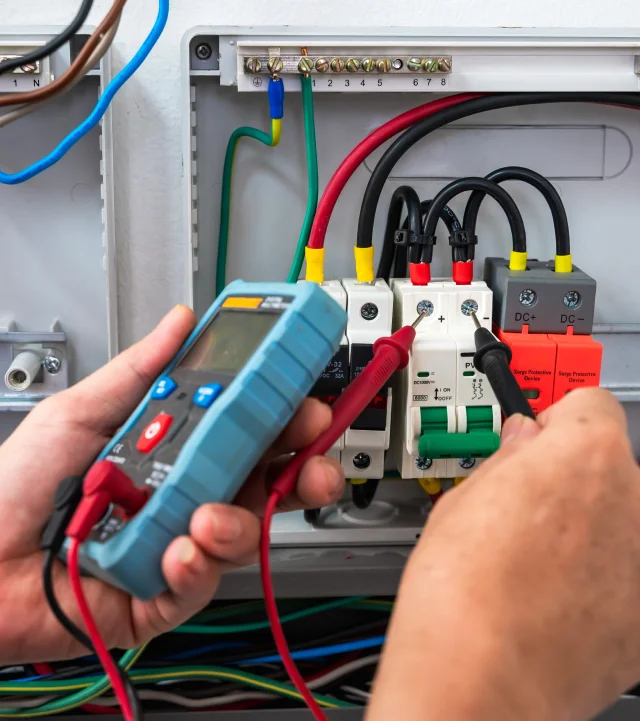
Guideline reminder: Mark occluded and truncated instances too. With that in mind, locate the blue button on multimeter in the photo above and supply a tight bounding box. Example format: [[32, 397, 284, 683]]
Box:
[[194, 383, 223, 409], [73, 281, 347, 600], [151, 377, 177, 400]]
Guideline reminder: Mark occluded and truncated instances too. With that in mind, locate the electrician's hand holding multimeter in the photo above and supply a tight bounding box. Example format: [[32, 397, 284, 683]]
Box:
[[58, 281, 346, 600]]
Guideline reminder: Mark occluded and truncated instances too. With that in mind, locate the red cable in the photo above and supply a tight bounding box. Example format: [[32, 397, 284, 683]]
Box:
[[67, 538, 134, 721], [32, 663, 53, 676], [260, 323, 418, 721], [307, 93, 482, 250]]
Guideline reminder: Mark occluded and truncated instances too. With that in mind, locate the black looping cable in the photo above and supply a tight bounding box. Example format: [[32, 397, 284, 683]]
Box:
[[351, 479, 380, 510], [463, 165, 570, 259], [358, 92, 640, 257], [422, 178, 526, 262], [0, 0, 95, 77], [376, 186, 422, 282]]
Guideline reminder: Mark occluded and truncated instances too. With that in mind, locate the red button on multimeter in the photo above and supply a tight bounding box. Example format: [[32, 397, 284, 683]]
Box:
[[136, 413, 173, 454]]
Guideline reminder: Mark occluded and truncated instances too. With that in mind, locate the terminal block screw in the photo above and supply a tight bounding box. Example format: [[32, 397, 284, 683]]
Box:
[[19, 62, 38, 74], [459, 458, 476, 470], [298, 56, 314, 74], [315, 58, 330, 73], [353, 453, 371, 470], [245, 57, 262, 73], [362, 57, 376, 72], [361, 303, 379, 321], [346, 58, 361, 73], [407, 57, 422, 72], [460, 299, 479, 316], [563, 291, 581, 308], [195, 43, 213, 61], [267, 57, 283, 75], [43, 354, 62, 375], [376, 58, 392, 73], [416, 456, 433, 471], [438, 57, 452, 72], [422, 58, 439, 72], [391, 58, 404, 70], [417, 300, 434, 317], [330, 57, 345, 72], [519, 289, 537, 307]]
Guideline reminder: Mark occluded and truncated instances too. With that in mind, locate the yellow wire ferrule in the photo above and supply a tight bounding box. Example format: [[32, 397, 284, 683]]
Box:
[[305, 247, 325, 283], [350, 478, 367, 485], [509, 250, 528, 271], [554, 253, 573, 273], [270, 118, 282, 147], [354, 245, 375, 283]]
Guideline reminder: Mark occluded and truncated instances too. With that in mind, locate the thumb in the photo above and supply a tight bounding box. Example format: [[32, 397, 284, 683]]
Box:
[[500, 414, 541, 447]]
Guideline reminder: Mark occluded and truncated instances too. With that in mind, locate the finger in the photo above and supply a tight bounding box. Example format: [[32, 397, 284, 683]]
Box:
[[265, 398, 332, 458], [132, 536, 223, 641], [500, 414, 541, 447], [236, 455, 345, 514], [537, 387, 627, 433], [190, 504, 261, 567], [56, 305, 196, 435]]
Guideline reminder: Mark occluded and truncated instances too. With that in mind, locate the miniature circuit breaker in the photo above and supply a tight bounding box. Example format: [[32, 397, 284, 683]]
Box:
[[484, 258, 602, 413]]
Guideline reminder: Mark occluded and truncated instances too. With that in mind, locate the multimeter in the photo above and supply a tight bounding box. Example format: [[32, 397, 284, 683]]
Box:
[[73, 281, 346, 600]]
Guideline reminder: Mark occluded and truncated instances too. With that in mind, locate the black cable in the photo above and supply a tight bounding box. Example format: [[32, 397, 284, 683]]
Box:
[[43, 549, 143, 718], [463, 165, 571, 258], [0, 0, 95, 77], [304, 508, 321, 525], [376, 186, 422, 282], [422, 178, 525, 264], [358, 92, 640, 258], [351, 480, 380, 510]]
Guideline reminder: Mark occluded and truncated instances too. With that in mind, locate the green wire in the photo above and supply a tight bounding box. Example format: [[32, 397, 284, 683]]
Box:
[[216, 122, 278, 297], [175, 595, 368, 635], [0, 646, 145, 717], [286, 74, 318, 283]]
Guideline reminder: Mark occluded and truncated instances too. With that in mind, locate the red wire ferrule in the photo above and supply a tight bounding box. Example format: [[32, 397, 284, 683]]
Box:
[[409, 262, 431, 286], [66, 460, 149, 541], [452, 261, 474, 285]]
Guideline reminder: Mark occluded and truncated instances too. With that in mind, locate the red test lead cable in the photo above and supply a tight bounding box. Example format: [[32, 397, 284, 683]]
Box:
[[260, 315, 426, 721]]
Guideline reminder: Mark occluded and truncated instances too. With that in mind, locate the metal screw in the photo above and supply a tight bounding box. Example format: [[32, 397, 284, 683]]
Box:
[[563, 291, 581, 308], [43, 355, 62, 375], [353, 453, 371, 470], [330, 57, 345, 72], [376, 58, 392, 73], [391, 58, 404, 70], [422, 58, 438, 72], [416, 456, 433, 471], [361, 303, 379, 321], [407, 57, 422, 72], [459, 458, 476, 470], [417, 300, 434, 317], [438, 57, 452, 72], [195, 43, 213, 61], [298, 56, 314, 74], [19, 62, 38, 74], [267, 57, 283, 75], [362, 57, 376, 72], [346, 58, 360, 73], [519, 289, 537, 307], [460, 299, 479, 316], [245, 57, 262, 73], [315, 57, 329, 73]]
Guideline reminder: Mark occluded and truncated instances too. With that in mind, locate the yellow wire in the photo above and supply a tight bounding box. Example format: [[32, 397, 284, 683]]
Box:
[[270, 118, 282, 146]]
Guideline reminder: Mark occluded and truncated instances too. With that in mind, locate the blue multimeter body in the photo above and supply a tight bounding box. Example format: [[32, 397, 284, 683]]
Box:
[[75, 281, 346, 600]]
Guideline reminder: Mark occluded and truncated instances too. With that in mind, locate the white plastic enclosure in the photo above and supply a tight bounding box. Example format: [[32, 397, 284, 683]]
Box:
[[183, 27, 640, 546], [0, 28, 115, 441]]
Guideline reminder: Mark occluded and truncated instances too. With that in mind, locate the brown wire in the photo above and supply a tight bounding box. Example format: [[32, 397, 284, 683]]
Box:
[[0, 0, 127, 108]]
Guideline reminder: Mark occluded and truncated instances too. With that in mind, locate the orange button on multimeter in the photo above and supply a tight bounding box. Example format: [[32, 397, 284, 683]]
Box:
[[137, 413, 173, 454]]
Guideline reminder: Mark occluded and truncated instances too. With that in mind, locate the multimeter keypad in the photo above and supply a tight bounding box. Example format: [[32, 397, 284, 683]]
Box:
[[151, 376, 178, 400]]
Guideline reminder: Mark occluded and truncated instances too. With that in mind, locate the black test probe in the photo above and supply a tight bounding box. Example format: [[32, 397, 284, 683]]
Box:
[[470, 311, 536, 420]]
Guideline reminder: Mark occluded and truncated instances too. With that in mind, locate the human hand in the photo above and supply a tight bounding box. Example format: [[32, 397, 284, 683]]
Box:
[[368, 388, 640, 721], [0, 305, 345, 664]]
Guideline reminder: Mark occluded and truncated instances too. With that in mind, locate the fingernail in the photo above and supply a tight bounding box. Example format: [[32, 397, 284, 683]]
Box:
[[178, 538, 196, 566], [209, 506, 242, 543], [501, 414, 539, 445], [321, 459, 344, 499]]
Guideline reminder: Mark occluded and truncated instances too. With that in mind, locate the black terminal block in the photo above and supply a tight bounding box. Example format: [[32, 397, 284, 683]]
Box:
[[484, 257, 596, 335], [350, 344, 391, 432]]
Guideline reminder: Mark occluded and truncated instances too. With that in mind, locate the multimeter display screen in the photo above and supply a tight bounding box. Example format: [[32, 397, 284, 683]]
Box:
[[177, 310, 280, 374]]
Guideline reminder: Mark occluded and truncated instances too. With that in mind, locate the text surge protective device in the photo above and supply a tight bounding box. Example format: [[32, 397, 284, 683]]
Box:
[[68, 281, 347, 600]]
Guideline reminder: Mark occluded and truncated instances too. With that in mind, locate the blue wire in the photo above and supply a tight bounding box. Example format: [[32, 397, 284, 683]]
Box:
[[0, 0, 169, 185], [162, 641, 252, 661], [235, 636, 386, 665]]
